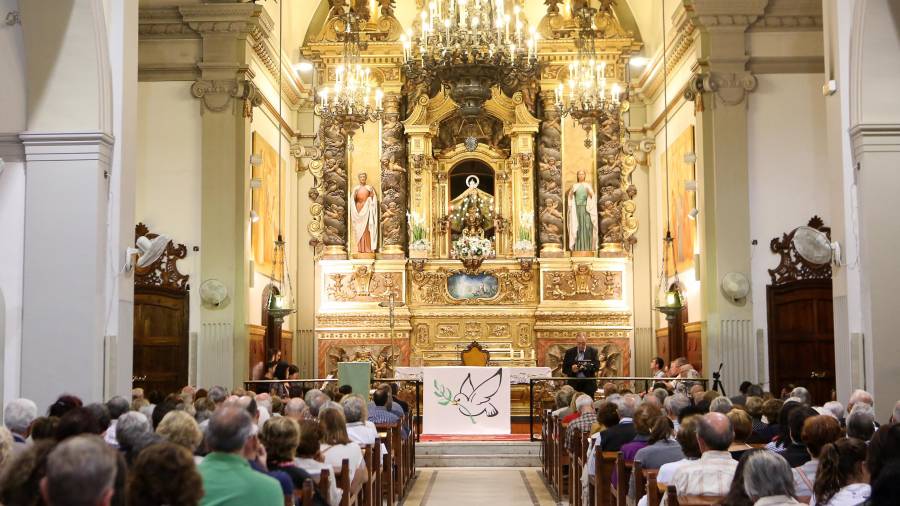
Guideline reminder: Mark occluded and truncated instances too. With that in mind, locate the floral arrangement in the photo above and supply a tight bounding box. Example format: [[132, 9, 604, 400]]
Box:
[[515, 211, 534, 252], [452, 235, 494, 259], [407, 212, 429, 250]]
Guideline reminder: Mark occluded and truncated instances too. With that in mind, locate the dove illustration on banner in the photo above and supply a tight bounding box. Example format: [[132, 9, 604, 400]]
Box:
[[451, 368, 503, 420]]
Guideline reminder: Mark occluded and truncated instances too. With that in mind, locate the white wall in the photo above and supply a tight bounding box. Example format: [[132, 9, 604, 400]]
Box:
[[135, 81, 202, 334], [747, 73, 830, 375], [0, 160, 25, 404], [0, 0, 26, 134]]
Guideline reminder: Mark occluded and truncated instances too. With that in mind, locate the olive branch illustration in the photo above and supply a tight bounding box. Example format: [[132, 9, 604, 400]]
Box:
[[433, 379, 476, 424]]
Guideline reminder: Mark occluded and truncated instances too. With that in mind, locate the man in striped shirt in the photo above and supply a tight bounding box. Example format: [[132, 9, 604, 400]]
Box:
[[669, 412, 737, 499]]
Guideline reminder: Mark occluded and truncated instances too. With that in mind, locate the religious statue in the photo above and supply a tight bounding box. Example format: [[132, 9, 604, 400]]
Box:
[[462, 205, 485, 237], [567, 170, 598, 251], [350, 172, 378, 254]]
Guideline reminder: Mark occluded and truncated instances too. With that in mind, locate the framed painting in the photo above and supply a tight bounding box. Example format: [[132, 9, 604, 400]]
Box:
[[663, 126, 696, 277], [251, 132, 285, 280]]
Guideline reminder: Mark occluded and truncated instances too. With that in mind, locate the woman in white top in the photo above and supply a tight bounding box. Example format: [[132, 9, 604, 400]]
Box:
[[294, 419, 342, 506], [341, 394, 387, 459], [319, 403, 368, 496], [811, 438, 870, 506]]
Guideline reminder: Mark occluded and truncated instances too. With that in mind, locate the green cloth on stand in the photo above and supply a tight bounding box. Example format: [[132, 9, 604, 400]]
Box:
[[338, 361, 372, 395]]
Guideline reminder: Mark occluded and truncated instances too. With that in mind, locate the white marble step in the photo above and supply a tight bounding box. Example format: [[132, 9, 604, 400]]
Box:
[[416, 441, 542, 467]]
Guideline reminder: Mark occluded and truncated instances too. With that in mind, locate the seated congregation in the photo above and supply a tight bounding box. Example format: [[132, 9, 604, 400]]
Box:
[[0, 382, 416, 506], [543, 372, 900, 506]]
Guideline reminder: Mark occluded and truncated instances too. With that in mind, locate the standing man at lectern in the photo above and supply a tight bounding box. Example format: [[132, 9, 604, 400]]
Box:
[[563, 333, 601, 399]]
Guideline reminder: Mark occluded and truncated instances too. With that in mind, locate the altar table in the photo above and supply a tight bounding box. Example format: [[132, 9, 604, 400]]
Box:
[[416, 366, 550, 435]]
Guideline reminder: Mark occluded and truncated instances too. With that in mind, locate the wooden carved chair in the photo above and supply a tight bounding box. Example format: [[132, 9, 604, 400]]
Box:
[[460, 341, 490, 366]]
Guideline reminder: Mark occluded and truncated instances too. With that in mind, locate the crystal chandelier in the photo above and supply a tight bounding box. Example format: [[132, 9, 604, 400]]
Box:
[[402, 0, 539, 118], [555, 4, 624, 147], [316, 10, 383, 144]]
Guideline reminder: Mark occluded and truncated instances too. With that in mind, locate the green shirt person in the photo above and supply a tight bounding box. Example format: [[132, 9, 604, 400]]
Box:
[[198, 406, 282, 506]]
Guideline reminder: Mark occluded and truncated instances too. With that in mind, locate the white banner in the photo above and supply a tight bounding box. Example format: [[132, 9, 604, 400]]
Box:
[[423, 366, 511, 435]]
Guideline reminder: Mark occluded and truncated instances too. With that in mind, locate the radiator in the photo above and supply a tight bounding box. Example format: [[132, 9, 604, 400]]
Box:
[[715, 319, 756, 393], [199, 323, 233, 389]]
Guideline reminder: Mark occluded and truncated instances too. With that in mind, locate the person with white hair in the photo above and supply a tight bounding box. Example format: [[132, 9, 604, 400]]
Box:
[[664, 394, 691, 433], [789, 386, 812, 406], [742, 450, 803, 504], [892, 400, 900, 424], [566, 394, 597, 451], [598, 394, 640, 452], [284, 398, 308, 422], [847, 389, 874, 414], [822, 401, 845, 425], [3, 398, 37, 456], [709, 396, 733, 414]]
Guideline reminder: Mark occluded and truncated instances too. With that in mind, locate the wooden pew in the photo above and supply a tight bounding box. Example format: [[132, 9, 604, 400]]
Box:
[[317, 469, 330, 504], [633, 461, 647, 506], [664, 485, 726, 506], [541, 410, 551, 478], [608, 452, 628, 506], [298, 479, 315, 506], [645, 469, 661, 506], [567, 430, 582, 506], [378, 432, 395, 506], [361, 444, 374, 506], [592, 448, 618, 506], [378, 422, 404, 500], [555, 418, 570, 498], [333, 458, 359, 506]]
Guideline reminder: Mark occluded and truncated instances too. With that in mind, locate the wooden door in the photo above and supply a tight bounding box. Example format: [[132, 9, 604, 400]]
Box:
[[134, 288, 189, 396], [767, 280, 835, 405]]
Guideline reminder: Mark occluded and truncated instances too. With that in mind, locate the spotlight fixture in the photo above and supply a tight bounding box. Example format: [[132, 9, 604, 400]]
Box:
[[683, 152, 697, 164], [250, 177, 262, 189], [684, 180, 697, 192], [249, 154, 262, 166], [293, 61, 314, 73], [688, 207, 699, 220], [250, 210, 260, 223], [629, 56, 649, 68]]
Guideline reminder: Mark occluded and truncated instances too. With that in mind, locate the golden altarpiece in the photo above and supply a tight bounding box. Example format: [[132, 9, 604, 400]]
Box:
[[302, 2, 641, 410]]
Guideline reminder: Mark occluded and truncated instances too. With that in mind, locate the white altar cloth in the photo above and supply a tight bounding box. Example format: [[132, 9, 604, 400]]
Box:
[[395, 366, 551, 385]]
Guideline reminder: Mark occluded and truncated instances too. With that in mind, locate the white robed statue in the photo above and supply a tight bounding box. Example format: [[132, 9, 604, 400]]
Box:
[[567, 170, 598, 251], [350, 172, 378, 253]]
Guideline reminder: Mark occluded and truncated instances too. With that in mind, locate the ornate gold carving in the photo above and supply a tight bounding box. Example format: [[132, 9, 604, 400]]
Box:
[[464, 322, 481, 338], [543, 265, 622, 301], [326, 266, 402, 302], [437, 324, 457, 338], [415, 323, 429, 344], [325, 344, 395, 378], [134, 223, 189, 292], [517, 323, 531, 347], [410, 267, 537, 305], [490, 324, 509, 337]]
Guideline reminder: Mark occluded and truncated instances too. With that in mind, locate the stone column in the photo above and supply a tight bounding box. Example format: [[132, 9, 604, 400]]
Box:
[[537, 91, 565, 257], [685, 0, 767, 386], [320, 119, 349, 259], [380, 93, 407, 258], [183, 3, 262, 386]]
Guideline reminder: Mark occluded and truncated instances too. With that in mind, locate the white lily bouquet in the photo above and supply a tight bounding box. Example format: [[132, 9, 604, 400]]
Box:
[[513, 211, 534, 253], [407, 211, 429, 250], [452, 235, 494, 259]]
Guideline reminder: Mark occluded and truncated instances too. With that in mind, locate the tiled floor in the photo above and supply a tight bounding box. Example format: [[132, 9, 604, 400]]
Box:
[[402, 467, 558, 506]]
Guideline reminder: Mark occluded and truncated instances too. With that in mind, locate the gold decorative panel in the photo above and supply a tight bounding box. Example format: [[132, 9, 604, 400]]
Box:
[[325, 266, 402, 302], [410, 266, 537, 305], [542, 264, 623, 301]]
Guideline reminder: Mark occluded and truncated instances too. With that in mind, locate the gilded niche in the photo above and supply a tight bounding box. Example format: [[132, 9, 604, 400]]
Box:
[[326, 265, 402, 302], [410, 267, 537, 305], [543, 264, 622, 301]]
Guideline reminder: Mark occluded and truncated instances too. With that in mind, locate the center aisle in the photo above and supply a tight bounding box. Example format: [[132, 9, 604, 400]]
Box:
[[401, 467, 558, 506]]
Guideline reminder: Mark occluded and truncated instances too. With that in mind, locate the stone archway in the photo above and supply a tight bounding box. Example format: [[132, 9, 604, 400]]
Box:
[[847, 0, 900, 421]]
